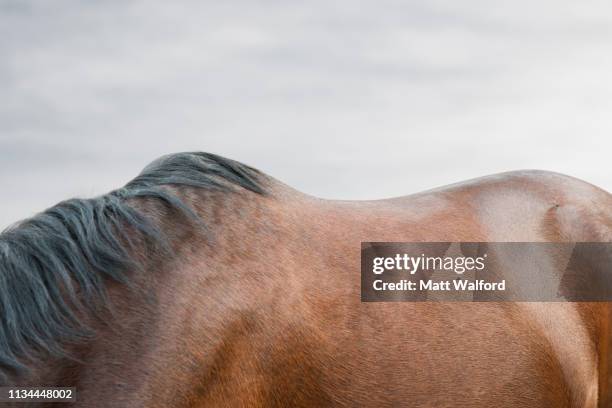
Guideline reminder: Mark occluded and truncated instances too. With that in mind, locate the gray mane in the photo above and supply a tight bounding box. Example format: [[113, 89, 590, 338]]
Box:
[[0, 152, 264, 379]]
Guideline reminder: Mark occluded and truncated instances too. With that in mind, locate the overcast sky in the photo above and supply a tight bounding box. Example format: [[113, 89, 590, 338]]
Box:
[[1, 1, 611, 229]]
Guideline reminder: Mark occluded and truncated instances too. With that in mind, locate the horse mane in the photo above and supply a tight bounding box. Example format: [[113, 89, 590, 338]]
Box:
[[0, 152, 265, 379]]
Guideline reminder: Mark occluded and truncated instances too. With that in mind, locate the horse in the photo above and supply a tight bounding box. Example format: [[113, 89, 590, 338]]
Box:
[[0, 151, 610, 407]]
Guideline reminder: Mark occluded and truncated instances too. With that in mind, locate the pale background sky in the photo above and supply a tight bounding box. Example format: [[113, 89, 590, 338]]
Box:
[[1, 1, 611, 229]]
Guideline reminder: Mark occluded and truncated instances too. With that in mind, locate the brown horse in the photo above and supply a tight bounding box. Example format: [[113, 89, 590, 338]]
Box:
[[0, 152, 610, 407]]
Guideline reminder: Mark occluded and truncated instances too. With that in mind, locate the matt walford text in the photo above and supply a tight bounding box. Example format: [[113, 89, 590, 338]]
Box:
[[371, 253, 506, 292]]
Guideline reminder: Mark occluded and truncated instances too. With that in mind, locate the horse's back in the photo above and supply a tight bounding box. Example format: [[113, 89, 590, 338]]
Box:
[[174, 168, 611, 407], [287, 170, 612, 407], [385, 169, 611, 242]]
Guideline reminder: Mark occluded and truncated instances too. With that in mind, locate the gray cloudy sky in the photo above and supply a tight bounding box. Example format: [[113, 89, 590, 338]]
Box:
[[1, 0, 611, 229]]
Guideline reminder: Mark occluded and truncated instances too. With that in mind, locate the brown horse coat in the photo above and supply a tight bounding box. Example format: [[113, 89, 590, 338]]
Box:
[[2, 154, 611, 407]]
